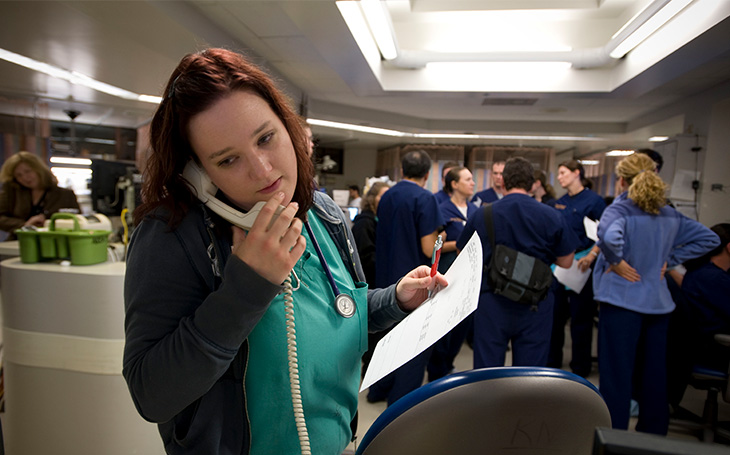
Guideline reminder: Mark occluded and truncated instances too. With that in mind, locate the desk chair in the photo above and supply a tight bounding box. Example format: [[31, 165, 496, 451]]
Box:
[[356, 367, 611, 455], [670, 334, 730, 443]]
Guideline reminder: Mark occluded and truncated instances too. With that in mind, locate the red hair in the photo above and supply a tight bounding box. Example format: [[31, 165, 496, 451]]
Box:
[[137, 48, 314, 226]]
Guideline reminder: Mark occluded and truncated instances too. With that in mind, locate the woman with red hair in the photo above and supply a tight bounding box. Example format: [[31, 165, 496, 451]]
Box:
[[122, 48, 445, 455]]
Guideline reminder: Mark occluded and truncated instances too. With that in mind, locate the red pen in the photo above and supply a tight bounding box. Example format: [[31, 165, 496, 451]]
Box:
[[430, 235, 443, 277]]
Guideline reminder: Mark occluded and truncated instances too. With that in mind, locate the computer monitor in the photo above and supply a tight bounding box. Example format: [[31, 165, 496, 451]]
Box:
[[346, 206, 359, 221], [89, 159, 139, 216], [593, 427, 729, 455]]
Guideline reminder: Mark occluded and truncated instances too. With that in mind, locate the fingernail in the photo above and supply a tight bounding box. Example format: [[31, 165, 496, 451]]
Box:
[[277, 191, 285, 200]]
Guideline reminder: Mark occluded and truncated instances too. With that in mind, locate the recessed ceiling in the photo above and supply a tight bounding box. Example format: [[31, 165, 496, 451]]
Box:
[[0, 0, 728, 155]]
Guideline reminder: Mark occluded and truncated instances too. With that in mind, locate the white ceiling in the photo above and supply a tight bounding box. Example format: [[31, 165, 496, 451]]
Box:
[[1, 0, 729, 155]]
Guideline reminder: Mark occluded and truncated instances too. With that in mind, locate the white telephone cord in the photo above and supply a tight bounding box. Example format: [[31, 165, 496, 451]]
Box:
[[284, 271, 311, 455]]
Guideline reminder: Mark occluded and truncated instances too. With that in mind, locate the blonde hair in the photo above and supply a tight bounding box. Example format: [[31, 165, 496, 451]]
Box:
[[615, 153, 667, 214], [360, 181, 390, 213], [0, 151, 57, 188]]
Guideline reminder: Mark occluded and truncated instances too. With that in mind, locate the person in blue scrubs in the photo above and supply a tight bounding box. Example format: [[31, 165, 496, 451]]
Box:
[[471, 160, 505, 206], [370, 150, 444, 406], [593, 153, 719, 435], [427, 166, 477, 381], [547, 159, 606, 377], [530, 169, 557, 206], [433, 160, 459, 205], [457, 157, 577, 369]]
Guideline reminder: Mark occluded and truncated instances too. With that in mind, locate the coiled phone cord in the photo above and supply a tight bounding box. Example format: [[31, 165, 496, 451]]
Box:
[[284, 271, 311, 455]]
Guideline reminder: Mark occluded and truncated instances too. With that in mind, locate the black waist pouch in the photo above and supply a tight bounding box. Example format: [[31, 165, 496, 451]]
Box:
[[483, 204, 553, 306], [487, 244, 553, 305]]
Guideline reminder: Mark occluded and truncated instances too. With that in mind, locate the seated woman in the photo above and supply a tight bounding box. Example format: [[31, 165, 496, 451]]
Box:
[[0, 151, 80, 240], [682, 223, 730, 372]]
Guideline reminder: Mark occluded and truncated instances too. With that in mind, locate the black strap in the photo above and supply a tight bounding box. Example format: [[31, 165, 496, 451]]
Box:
[[483, 203, 496, 254]]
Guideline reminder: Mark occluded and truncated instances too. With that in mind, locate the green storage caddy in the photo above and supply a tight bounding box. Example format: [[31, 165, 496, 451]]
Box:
[[16, 213, 111, 265]]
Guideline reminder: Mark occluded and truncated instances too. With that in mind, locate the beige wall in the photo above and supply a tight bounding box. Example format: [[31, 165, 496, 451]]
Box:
[[316, 142, 379, 199], [699, 97, 730, 226]]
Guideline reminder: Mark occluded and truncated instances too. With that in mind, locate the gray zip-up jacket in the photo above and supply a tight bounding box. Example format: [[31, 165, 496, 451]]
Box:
[[123, 191, 407, 454]]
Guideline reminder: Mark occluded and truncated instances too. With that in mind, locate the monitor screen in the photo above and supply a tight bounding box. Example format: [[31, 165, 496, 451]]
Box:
[[89, 159, 140, 216], [346, 206, 359, 221]]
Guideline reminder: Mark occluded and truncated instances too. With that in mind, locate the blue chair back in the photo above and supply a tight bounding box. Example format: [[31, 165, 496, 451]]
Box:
[[357, 367, 611, 455]]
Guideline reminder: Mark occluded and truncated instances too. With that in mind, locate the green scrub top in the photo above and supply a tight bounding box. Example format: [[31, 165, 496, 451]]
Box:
[[245, 210, 368, 455]]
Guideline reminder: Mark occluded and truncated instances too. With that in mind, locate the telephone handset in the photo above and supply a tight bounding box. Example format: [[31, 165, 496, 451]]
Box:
[[181, 160, 311, 453], [181, 160, 285, 230]]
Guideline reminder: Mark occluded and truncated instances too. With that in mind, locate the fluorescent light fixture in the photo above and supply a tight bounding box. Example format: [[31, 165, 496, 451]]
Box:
[[0, 47, 161, 104], [360, 0, 398, 60], [51, 167, 93, 177], [412, 133, 601, 141], [308, 118, 405, 137], [50, 157, 92, 166], [649, 136, 669, 142], [610, 0, 694, 59], [307, 118, 606, 142], [578, 160, 600, 165], [138, 94, 163, 104], [606, 149, 635, 156], [337, 0, 382, 64], [84, 138, 117, 145]]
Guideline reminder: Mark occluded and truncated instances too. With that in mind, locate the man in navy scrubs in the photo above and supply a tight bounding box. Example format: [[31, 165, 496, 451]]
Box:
[[457, 157, 577, 368], [370, 150, 444, 405], [472, 160, 505, 206]]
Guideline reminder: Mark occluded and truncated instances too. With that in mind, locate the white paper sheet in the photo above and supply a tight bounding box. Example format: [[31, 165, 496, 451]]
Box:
[[553, 259, 592, 293], [670, 169, 700, 201], [360, 232, 483, 392], [332, 189, 350, 206], [583, 216, 598, 242]]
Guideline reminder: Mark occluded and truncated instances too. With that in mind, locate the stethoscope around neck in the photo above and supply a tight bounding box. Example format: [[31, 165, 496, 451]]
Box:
[[296, 220, 355, 318]]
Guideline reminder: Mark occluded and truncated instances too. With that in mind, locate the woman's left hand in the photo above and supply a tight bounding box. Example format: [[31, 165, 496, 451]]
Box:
[[24, 213, 45, 227], [394, 265, 449, 312]]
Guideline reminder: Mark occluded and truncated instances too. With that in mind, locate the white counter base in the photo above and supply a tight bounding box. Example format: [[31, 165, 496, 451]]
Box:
[[1, 258, 164, 455]]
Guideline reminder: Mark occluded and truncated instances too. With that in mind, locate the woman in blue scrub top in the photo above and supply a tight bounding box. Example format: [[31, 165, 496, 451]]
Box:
[[427, 166, 477, 381], [593, 153, 719, 435], [548, 159, 606, 377], [122, 48, 447, 455], [436, 166, 476, 274]]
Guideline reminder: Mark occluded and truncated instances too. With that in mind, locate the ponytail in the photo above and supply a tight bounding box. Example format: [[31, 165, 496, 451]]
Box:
[[628, 170, 667, 214], [616, 153, 666, 214]]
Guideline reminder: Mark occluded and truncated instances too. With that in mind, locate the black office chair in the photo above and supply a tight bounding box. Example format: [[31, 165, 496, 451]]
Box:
[[356, 366, 611, 455], [670, 334, 730, 443], [594, 427, 730, 455]]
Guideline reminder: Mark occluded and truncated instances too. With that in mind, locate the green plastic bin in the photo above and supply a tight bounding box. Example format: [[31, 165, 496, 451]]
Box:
[[16, 213, 111, 265]]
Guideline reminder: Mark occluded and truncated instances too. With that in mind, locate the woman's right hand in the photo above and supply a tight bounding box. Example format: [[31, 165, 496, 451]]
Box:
[[231, 192, 306, 285], [24, 214, 45, 227], [576, 255, 594, 273]]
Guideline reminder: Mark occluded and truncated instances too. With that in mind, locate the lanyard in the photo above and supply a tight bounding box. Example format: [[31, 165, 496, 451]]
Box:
[[304, 221, 355, 318]]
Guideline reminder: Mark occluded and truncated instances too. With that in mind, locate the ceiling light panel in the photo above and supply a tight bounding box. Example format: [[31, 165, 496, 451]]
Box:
[[361, 0, 398, 59], [610, 0, 694, 58], [388, 1, 627, 52], [409, 0, 605, 12]]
